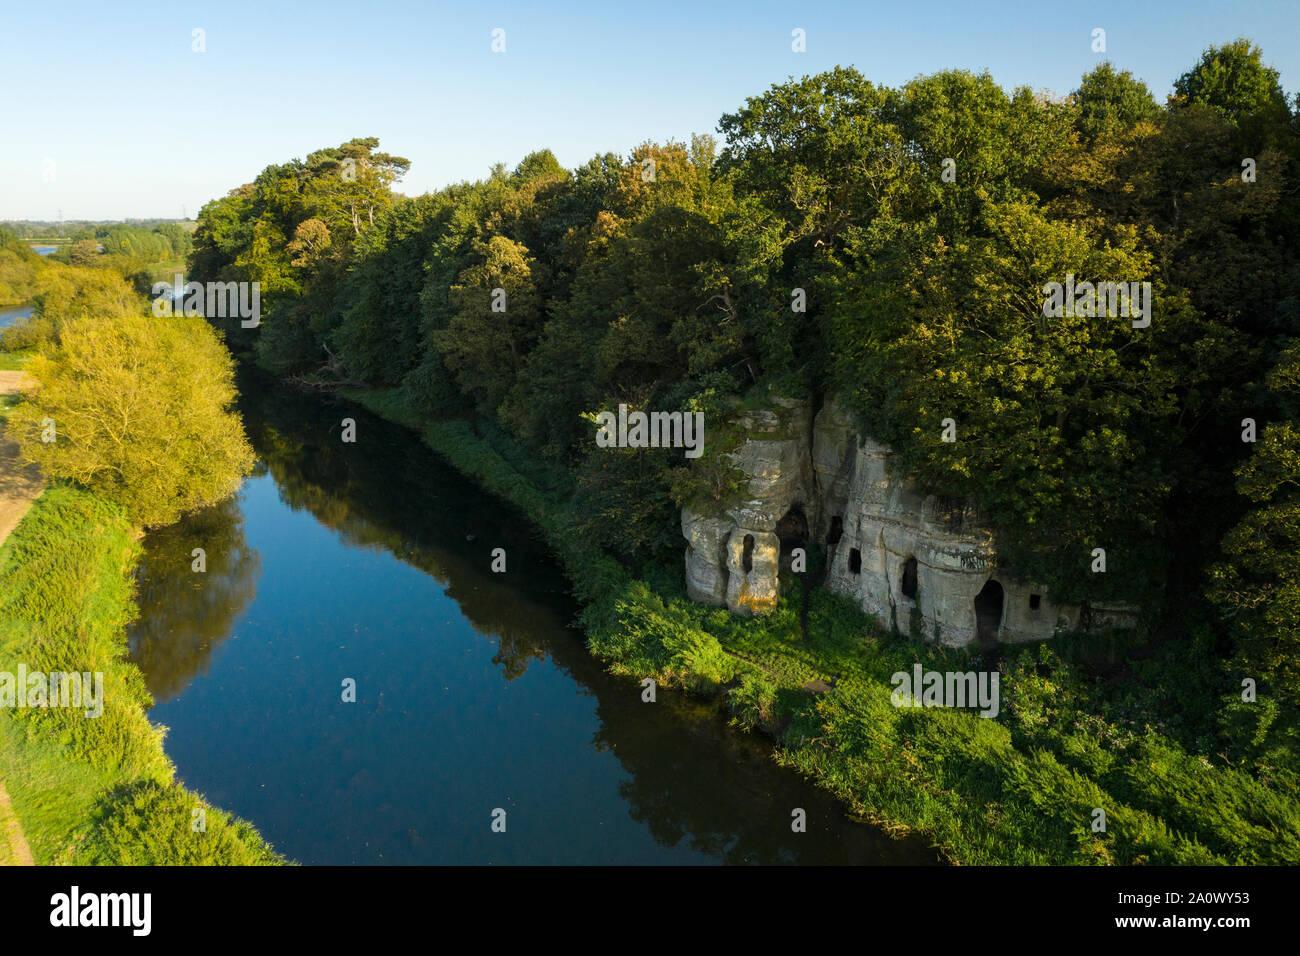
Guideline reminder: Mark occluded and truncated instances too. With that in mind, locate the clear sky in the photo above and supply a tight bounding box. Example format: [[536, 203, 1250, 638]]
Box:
[[3, 0, 1297, 221]]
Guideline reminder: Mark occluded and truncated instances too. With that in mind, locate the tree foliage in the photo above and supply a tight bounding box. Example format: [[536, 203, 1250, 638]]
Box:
[[10, 312, 254, 527]]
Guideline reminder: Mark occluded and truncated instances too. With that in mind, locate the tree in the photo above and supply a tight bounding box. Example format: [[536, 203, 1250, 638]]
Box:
[[433, 235, 546, 417], [286, 218, 331, 268], [1073, 63, 1161, 139], [1173, 39, 1292, 147], [718, 67, 903, 256], [68, 239, 100, 266], [304, 137, 410, 236], [9, 312, 254, 527]]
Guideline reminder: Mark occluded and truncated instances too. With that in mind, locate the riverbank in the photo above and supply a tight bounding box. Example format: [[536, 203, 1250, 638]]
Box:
[[0, 366, 40, 865], [0, 485, 285, 864], [0, 361, 283, 865], [341, 384, 1300, 866]]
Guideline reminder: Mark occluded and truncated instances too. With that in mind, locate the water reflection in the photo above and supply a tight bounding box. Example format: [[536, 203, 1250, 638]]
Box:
[[128, 494, 261, 701], [238, 372, 561, 682]]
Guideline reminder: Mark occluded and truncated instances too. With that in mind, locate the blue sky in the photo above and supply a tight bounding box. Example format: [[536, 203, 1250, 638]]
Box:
[[3, 0, 1297, 220]]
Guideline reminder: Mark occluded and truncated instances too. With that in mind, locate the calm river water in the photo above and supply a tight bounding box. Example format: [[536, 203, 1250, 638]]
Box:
[[126, 370, 936, 865]]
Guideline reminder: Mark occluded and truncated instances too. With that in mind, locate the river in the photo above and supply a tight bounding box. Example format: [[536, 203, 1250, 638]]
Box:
[[126, 369, 937, 865], [0, 305, 34, 330]]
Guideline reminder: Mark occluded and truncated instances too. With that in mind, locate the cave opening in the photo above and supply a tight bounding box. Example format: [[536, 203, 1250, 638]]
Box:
[[848, 548, 862, 574], [776, 505, 809, 556], [901, 556, 918, 600], [742, 534, 755, 574], [826, 515, 843, 546], [973, 579, 1005, 648]]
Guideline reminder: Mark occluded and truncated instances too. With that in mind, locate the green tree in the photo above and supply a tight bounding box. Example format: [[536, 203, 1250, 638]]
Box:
[[10, 312, 255, 527], [433, 235, 546, 417], [68, 239, 100, 266], [1173, 39, 1292, 147], [1073, 62, 1161, 139]]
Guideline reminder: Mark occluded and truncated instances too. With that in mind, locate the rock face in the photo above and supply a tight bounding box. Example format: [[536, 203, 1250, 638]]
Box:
[[681, 392, 1139, 647], [683, 398, 813, 615]]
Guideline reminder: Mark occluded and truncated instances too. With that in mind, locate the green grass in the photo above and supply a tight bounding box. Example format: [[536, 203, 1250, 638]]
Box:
[[0, 351, 30, 372], [0, 484, 283, 864], [346, 384, 1300, 866]]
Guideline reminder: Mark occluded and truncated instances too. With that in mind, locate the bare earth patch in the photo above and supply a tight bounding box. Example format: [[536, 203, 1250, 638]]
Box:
[[0, 781, 35, 866], [0, 370, 42, 547]]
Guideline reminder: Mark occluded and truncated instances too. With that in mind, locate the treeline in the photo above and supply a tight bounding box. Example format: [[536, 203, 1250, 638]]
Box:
[[0, 220, 194, 269], [93, 222, 194, 263], [192, 44, 1300, 767], [62, 223, 195, 291], [0, 218, 191, 238]]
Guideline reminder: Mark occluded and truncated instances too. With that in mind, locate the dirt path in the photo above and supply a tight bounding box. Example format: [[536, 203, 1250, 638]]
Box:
[[0, 781, 35, 866], [0, 368, 40, 866], [0, 371, 41, 546]]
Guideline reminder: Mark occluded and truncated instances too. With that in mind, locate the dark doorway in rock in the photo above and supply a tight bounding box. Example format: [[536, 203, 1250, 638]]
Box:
[[776, 505, 808, 546], [1029, 593, 1041, 610], [718, 538, 730, 598], [826, 515, 843, 546], [742, 534, 755, 574], [901, 556, 918, 600], [776, 505, 809, 570], [848, 548, 862, 574], [973, 579, 1004, 648]]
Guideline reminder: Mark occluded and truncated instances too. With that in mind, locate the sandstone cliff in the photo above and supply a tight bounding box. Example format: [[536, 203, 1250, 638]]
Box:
[[682, 391, 1138, 647]]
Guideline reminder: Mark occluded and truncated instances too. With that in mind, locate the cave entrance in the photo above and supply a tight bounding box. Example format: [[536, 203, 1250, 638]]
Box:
[[826, 515, 843, 546], [741, 534, 755, 574], [776, 505, 809, 570], [973, 579, 1004, 648], [901, 556, 918, 601]]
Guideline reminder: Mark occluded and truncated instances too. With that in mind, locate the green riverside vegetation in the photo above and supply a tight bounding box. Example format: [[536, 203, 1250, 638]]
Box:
[[0, 486, 282, 864]]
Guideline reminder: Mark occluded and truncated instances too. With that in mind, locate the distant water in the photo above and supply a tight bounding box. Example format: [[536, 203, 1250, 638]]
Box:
[[31, 246, 56, 256], [0, 304, 34, 330]]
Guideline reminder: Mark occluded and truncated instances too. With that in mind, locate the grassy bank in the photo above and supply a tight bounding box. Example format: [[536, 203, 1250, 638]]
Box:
[[343, 384, 1300, 865], [0, 484, 283, 864]]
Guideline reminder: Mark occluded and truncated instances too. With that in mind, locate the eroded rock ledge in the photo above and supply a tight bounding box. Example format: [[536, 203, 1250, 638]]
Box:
[[682, 392, 1138, 647]]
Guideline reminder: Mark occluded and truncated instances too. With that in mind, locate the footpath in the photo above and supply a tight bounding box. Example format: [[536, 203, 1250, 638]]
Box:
[[0, 369, 41, 866]]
